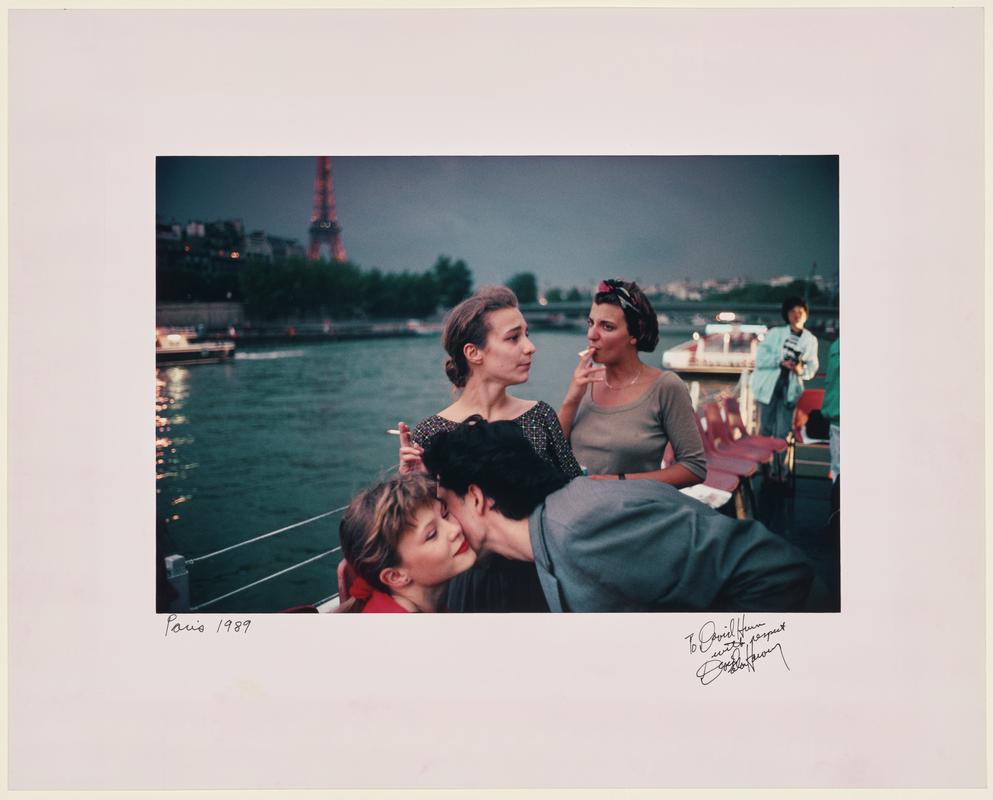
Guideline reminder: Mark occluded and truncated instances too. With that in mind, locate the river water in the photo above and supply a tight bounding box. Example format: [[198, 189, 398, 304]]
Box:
[[155, 329, 828, 612]]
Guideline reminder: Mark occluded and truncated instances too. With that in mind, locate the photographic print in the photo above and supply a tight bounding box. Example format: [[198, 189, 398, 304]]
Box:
[[155, 155, 840, 616]]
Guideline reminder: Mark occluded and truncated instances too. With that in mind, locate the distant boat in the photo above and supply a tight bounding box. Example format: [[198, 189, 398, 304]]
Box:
[[661, 319, 767, 377], [156, 328, 235, 366], [405, 319, 444, 336]]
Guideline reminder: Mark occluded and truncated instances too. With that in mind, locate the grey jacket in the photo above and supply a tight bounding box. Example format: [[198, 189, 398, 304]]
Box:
[[528, 478, 821, 612]]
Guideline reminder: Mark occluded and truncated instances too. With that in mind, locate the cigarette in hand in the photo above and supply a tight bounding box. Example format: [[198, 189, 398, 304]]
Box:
[[386, 429, 401, 436], [578, 348, 591, 357]]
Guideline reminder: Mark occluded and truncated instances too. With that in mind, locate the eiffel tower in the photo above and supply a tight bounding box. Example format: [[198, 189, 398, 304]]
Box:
[[307, 156, 347, 262]]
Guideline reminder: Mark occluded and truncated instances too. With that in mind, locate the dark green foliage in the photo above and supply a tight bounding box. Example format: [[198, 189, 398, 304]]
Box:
[[545, 287, 563, 303], [703, 279, 836, 306], [565, 286, 583, 302], [505, 272, 538, 304], [180, 256, 474, 321], [157, 265, 240, 303], [431, 255, 473, 307], [158, 243, 477, 319], [233, 258, 446, 320]]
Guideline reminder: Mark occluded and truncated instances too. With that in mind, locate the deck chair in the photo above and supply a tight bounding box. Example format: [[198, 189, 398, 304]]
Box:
[[793, 388, 825, 443], [723, 396, 788, 454], [664, 442, 744, 491], [691, 415, 761, 476], [669, 436, 754, 519], [699, 402, 774, 463]]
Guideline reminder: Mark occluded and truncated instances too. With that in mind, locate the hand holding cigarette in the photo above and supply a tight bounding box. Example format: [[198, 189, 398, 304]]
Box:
[[561, 346, 605, 405], [396, 420, 427, 474]]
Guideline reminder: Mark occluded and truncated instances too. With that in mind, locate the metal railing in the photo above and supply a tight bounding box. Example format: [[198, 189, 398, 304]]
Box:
[[165, 463, 403, 613], [189, 545, 342, 611], [185, 506, 349, 567], [166, 505, 348, 613]]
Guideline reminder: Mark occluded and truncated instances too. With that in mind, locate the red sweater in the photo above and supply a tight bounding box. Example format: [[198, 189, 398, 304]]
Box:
[[361, 589, 410, 613]]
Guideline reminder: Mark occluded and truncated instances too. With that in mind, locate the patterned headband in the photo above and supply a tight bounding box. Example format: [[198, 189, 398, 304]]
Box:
[[597, 279, 641, 318]]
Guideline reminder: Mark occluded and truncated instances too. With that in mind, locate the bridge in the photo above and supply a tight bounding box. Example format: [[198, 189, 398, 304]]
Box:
[[520, 301, 839, 332]]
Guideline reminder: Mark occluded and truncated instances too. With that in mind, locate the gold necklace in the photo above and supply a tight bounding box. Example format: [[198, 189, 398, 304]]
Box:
[[603, 364, 643, 390]]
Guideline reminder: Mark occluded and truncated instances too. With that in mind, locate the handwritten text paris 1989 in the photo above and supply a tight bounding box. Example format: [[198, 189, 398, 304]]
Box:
[[684, 614, 790, 686]]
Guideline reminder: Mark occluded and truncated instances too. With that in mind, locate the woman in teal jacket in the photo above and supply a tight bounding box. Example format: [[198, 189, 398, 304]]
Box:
[[750, 296, 819, 472]]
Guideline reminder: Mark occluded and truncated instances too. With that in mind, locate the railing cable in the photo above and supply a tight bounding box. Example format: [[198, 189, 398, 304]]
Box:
[[182, 462, 404, 610], [190, 546, 342, 611], [186, 505, 348, 566]]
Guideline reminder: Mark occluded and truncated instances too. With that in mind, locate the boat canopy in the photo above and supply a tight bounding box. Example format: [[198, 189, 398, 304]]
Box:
[[704, 323, 767, 335]]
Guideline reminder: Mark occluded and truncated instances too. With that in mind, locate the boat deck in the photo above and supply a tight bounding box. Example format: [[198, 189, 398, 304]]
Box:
[[755, 472, 840, 611]]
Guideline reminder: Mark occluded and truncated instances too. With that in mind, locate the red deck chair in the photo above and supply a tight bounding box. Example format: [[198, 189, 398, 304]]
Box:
[[701, 465, 753, 519], [691, 415, 761, 477], [723, 396, 788, 454], [663, 442, 745, 490], [701, 467, 739, 494], [668, 438, 754, 519], [699, 402, 773, 464], [793, 388, 825, 443]]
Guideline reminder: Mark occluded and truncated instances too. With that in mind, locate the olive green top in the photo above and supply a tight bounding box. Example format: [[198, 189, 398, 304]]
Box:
[[570, 372, 707, 479]]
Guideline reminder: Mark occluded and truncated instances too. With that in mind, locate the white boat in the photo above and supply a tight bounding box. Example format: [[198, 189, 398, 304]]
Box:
[[156, 328, 235, 366], [661, 321, 767, 376], [405, 319, 445, 336]]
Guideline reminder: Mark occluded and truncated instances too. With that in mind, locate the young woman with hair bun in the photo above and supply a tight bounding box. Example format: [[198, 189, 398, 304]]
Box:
[[390, 285, 580, 613], [397, 285, 581, 480]]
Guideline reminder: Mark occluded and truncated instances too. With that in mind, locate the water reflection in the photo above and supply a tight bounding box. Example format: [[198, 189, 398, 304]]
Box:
[[156, 366, 194, 524]]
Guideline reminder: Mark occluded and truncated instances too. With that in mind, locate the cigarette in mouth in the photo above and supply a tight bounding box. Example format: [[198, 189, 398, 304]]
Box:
[[578, 348, 591, 357]]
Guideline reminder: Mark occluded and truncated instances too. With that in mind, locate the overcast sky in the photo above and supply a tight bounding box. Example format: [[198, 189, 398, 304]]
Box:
[[156, 155, 838, 290]]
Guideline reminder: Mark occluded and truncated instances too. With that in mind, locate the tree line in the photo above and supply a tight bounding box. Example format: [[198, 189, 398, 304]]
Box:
[[157, 255, 474, 320], [158, 255, 832, 320], [702, 279, 838, 307]]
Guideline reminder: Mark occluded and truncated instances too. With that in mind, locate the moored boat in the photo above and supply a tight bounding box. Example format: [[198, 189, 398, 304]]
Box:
[[156, 328, 235, 366], [405, 319, 445, 336], [661, 321, 767, 377]]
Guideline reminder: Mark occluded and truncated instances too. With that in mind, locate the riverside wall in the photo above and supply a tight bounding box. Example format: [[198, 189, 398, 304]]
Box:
[[156, 302, 244, 328]]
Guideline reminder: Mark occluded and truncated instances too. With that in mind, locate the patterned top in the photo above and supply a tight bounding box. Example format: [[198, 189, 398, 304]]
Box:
[[777, 329, 805, 390], [412, 400, 583, 479]]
